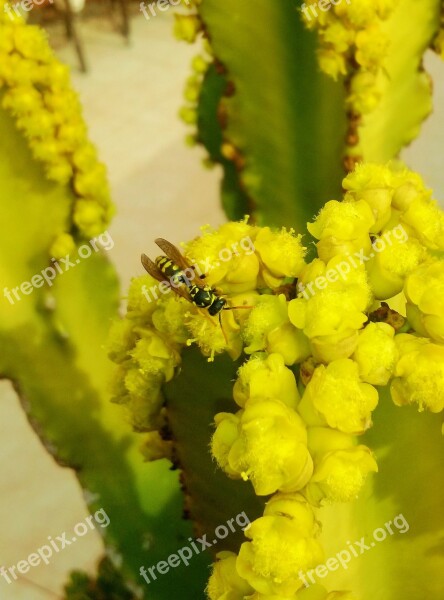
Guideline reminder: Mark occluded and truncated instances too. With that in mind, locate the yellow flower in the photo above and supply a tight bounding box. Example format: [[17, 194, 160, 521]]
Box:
[[346, 70, 383, 114], [342, 163, 394, 231], [215, 399, 313, 496], [123, 368, 164, 432], [211, 412, 241, 478], [366, 226, 427, 300], [254, 227, 306, 287], [299, 359, 379, 434], [306, 427, 378, 505], [353, 322, 398, 385], [400, 196, 444, 251], [185, 220, 259, 292], [49, 233, 76, 260], [320, 22, 355, 54], [317, 49, 347, 81], [151, 295, 190, 344], [404, 260, 444, 342], [391, 334, 444, 413], [186, 307, 242, 362], [233, 353, 299, 409], [130, 330, 180, 382], [207, 552, 253, 600], [307, 200, 374, 262], [289, 263, 371, 362], [236, 494, 323, 596], [355, 26, 390, 70], [140, 431, 172, 462], [243, 295, 310, 365], [334, 0, 384, 27], [126, 275, 159, 319], [173, 14, 202, 43], [107, 318, 138, 364]]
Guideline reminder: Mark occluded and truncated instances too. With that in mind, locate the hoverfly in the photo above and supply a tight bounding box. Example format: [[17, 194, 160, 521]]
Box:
[[141, 238, 252, 340]]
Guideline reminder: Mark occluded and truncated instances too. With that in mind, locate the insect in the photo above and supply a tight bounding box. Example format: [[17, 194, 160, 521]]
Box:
[[141, 238, 252, 339]]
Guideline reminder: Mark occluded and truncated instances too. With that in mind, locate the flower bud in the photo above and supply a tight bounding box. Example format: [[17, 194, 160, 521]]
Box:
[[404, 260, 444, 342], [300, 359, 379, 434], [207, 552, 253, 600], [233, 353, 299, 408], [236, 496, 323, 596], [391, 334, 444, 413], [353, 322, 398, 385]]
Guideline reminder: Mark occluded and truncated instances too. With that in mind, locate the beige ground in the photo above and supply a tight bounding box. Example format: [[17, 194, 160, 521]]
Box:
[[1, 9, 444, 600]]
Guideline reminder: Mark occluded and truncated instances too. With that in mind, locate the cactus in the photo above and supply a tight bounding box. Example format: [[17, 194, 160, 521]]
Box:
[[0, 13, 206, 598], [2, 0, 444, 599], [109, 1, 444, 599]]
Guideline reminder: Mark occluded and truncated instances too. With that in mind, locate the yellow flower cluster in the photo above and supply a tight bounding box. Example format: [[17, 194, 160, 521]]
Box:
[[0, 11, 113, 241], [109, 162, 444, 599], [300, 0, 399, 113]]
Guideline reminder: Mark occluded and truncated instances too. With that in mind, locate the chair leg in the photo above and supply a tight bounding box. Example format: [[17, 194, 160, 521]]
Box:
[[118, 0, 130, 43], [63, 0, 88, 73]]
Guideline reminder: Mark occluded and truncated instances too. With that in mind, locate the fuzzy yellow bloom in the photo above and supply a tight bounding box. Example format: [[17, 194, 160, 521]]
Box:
[[207, 551, 253, 600], [140, 431, 172, 462], [186, 307, 243, 362], [399, 196, 444, 251], [299, 359, 379, 434], [130, 331, 180, 382], [213, 399, 313, 496], [185, 221, 259, 292], [306, 427, 377, 505], [49, 233, 76, 260], [307, 200, 374, 262], [366, 227, 427, 300], [355, 25, 390, 70], [353, 322, 398, 385], [346, 70, 383, 114], [173, 14, 202, 43], [254, 227, 306, 287], [237, 494, 323, 596], [342, 163, 394, 231], [249, 585, 356, 600], [317, 49, 347, 81], [404, 260, 444, 342], [306, 445, 377, 505], [243, 295, 310, 365], [233, 353, 299, 409], [107, 318, 138, 364], [123, 368, 164, 432], [151, 296, 190, 344], [319, 22, 355, 54], [126, 275, 159, 318], [391, 334, 444, 413], [289, 263, 371, 362], [211, 412, 241, 478]]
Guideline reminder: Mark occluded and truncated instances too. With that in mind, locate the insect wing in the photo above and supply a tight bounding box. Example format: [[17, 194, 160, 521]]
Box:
[[155, 238, 193, 273], [141, 253, 167, 283], [141, 253, 191, 302]]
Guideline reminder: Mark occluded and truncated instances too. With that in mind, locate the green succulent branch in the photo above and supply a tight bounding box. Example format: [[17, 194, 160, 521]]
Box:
[[0, 14, 204, 598]]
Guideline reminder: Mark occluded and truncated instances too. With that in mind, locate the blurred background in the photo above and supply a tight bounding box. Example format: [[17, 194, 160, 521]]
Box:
[[1, 5, 444, 598]]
